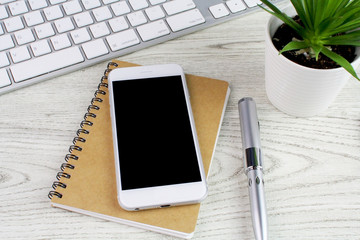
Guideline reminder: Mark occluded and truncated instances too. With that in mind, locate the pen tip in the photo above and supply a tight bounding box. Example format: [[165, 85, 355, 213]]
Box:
[[238, 97, 253, 104]]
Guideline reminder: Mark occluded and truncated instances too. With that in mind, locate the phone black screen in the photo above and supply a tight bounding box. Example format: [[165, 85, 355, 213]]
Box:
[[112, 76, 202, 190]]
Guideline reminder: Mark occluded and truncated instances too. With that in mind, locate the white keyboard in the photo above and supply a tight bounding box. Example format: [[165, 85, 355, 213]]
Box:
[[0, 0, 282, 95]]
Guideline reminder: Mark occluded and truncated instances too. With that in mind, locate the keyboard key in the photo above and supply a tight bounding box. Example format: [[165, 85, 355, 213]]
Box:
[[71, 28, 91, 44], [90, 22, 110, 38], [137, 20, 169, 42], [63, 1, 83, 15], [35, 23, 55, 39], [28, 0, 48, 10], [24, 10, 45, 27], [106, 29, 139, 51], [0, 25, 4, 35], [102, 0, 118, 4], [0, 5, 9, 20], [108, 16, 128, 32], [0, 52, 10, 67], [4, 16, 24, 32], [54, 17, 75, 33], [0, 0, 15, 3], [127, 11, 147, 27], [0, 69, 11, 88], [82, 39, 109, 59], [163, 0, 195, 15], [51, 34, 72, 50], [10, 47, 84, 82], [0, 35, 15, 51], [129, 0, 149, 11], [209, 4, 230, 19], [243, 0, 262, 8], [31, 39, 52, 56], [93, 6, 113, 22], [0, 0, 16, 3], [167, 9, 205, 32], [14, 28, 35, 45], [49, 0, 67, 4], [145, 5, 165, 21], [9, 1, 28, 16], [226, 0, 247, 13], [81, 0, 101, 10], [44, 5, 64, 21], [111, 1, 130, 16], [10, 46, 31, 63], [74, 12, 94, 27], [149, 0, 166, 5]]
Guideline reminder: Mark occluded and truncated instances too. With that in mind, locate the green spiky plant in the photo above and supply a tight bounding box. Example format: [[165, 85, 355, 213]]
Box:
[[260, 0, 360, 80]]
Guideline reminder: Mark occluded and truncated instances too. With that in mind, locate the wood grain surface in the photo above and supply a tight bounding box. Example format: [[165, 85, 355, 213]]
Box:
[[1, 4, 360, 240]]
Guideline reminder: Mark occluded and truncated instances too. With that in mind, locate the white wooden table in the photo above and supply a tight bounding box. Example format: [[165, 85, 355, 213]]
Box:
[[1, 6, 360, 240]]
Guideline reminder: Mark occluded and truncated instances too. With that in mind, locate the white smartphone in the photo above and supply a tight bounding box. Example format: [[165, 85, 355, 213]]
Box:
[[108, 64, 208, 211]]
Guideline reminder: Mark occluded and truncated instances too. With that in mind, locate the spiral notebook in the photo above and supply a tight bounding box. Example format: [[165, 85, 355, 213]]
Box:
[[48, 60, 230, 239]]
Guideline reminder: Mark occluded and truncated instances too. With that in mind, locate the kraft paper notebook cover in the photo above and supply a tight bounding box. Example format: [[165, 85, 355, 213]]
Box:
[[48, 60, 230, 239]]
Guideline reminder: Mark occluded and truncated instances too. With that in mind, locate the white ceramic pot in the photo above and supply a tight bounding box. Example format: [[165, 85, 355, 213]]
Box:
[[265, 6, 360, 117]]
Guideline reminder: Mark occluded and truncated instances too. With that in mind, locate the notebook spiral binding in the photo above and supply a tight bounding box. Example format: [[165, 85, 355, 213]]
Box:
[[48, 61, 118, 200]]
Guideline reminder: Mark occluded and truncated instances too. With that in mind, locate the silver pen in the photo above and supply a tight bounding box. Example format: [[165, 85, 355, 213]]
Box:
[[238, 97, 268, 240]]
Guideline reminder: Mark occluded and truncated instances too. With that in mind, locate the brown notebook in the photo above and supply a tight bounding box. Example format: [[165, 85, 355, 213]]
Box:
[[49, 60, 230, 239]]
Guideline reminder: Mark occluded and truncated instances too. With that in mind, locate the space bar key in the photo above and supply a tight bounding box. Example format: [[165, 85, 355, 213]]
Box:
[[10, 47, 85, 83]]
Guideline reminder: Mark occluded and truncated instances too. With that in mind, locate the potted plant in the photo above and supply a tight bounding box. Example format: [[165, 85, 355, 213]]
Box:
[[260, 0, 360, 117]]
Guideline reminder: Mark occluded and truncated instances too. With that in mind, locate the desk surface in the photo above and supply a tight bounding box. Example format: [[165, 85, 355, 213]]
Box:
[[1, 6, 360, 240]]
